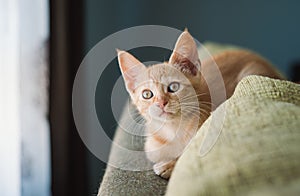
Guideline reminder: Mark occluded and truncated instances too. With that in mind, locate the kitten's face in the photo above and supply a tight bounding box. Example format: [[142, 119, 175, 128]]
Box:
[[118, 30, 201, 123], [131, 63, 199, 122]]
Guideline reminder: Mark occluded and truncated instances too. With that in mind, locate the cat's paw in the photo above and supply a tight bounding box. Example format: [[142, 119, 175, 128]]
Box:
[[153, 159, 177, 179]]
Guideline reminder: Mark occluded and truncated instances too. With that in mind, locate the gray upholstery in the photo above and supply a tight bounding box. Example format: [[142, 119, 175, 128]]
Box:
[[97, 104, 168, 195]]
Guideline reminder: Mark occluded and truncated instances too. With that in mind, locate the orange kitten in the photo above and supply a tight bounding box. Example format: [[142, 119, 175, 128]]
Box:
[[117, 30, 282, 179]]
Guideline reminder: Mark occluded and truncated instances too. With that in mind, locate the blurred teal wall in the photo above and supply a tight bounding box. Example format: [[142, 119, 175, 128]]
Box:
[[85, 0, 300, 76], [84, 0, 300, 194]]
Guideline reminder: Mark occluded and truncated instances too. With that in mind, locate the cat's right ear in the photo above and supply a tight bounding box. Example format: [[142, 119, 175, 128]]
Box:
[[169, 30, 200, 76], [117, 49, 146, 93]]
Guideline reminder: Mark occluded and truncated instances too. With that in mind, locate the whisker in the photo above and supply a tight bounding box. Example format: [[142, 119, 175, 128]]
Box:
[[179, 100, 213, 107], [181, 112, 201, 120], [173, 103, 212, 115], [181, 107, 211, 117], [179, 101, 213, 112], [121, 117, 147, 136], [180, 92, 207, 99], [180, 107, 201, 111], [120, 115, 146, 132]]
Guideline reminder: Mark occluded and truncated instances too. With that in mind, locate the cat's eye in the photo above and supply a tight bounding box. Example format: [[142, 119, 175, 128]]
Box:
[[142, 89, 153, 99], [168, 82, 180, 93]]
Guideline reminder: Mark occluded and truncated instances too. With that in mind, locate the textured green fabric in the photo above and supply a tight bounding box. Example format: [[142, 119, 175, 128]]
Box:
[[166, 75, 300, 196]]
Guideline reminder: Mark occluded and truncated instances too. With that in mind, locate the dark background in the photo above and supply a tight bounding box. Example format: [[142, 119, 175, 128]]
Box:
[[50, 0, 300, 195]]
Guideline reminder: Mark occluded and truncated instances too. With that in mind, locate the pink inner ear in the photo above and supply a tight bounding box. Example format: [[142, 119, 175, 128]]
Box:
[[169, 31, 200, 76], [123, 66, 141, 92], [117, 50, 146, 92], [171, 53, 199, 76]]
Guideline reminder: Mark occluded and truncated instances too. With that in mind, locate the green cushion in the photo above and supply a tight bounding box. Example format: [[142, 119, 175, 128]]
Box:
[[166, 75, 300, 195]]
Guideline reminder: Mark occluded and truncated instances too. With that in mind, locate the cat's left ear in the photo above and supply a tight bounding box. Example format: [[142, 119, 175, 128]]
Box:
[[169, 29, 200, 76]]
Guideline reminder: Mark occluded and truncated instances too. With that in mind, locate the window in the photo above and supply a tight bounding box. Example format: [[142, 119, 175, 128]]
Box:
[[0, 0, 50, 195]]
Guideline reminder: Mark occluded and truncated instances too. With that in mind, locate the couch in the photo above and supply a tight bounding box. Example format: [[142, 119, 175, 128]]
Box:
[[98, 45, 300, 195]]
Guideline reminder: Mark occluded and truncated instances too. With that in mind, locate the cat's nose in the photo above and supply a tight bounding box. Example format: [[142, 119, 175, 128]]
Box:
[[157, 100, 168, 109]]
